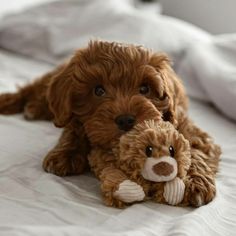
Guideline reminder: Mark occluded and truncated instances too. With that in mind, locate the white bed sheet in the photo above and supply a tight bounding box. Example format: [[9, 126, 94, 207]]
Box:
[[0, 49, 236, 236]]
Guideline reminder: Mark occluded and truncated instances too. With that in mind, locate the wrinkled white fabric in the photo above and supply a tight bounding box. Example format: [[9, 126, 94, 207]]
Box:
[[176, 35, 236, 121], [0, 0, 211, 64]]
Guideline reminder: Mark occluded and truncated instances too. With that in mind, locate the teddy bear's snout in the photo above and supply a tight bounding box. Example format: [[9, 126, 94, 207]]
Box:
[[141, 156, 178, 182], [152, 162, 174, 176]]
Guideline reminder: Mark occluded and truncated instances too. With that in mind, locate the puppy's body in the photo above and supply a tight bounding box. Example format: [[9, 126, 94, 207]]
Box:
[[0, 41, 221, 207]]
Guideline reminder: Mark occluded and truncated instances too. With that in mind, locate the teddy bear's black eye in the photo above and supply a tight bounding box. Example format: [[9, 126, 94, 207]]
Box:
[[169, 145, 175, 157], [139, 84, 150, 95], [145, 146, 153, 157], [94, 85, 106, 97]]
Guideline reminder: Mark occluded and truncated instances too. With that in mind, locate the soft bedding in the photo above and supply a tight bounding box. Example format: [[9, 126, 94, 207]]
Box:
[[0, 1, 236, 236]]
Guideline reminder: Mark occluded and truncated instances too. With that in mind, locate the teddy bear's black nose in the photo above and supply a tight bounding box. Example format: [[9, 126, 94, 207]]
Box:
[[115, 114, 136, 131]]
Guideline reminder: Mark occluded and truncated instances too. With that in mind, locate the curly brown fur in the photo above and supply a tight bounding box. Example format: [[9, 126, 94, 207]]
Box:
[[0, 40, 221, 207]]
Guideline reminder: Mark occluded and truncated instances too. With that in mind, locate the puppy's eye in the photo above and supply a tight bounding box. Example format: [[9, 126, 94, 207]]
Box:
[[94, 85, 106, 97], [139, 84, 150, 95], [145, 146, 153, 157], [169, 145, 175, 157]]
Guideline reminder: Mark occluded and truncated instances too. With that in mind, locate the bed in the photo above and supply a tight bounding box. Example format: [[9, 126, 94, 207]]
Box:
[[0, 1, 236, 235]]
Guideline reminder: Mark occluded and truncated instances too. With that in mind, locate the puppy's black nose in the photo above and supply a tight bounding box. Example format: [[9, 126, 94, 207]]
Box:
[[115, 115, 136, 131]]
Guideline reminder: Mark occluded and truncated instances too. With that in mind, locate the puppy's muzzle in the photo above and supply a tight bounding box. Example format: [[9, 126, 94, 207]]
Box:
[[115, 114, 136, 131], [141, 156, 177, 182]]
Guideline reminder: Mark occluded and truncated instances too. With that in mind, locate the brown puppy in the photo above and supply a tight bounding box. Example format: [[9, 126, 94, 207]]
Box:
[[0, 40, 221, 206]]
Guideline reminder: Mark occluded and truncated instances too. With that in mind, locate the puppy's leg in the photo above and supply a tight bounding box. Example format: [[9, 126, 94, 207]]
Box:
[[43, 125, 90, 176], [88, 150, 145, 208], [178, 117, 221, 206]]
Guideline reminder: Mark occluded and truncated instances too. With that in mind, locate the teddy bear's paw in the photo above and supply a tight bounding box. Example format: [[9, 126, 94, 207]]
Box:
[[163, 177, 185, 205], [192, 194, 204, 207], [187, 176, 216, 207], [113, 180, 145, 203], [189, 189, 206, 207]]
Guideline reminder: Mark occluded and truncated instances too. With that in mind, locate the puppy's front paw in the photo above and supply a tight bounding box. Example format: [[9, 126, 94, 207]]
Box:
[[187, 176, 216, 207], [43, 152, 87, 176], [114, 180, 145, 203], [163, 177, 185, 205]]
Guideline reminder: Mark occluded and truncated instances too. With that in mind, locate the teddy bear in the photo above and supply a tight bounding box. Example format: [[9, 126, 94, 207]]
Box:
[[88, 119, 192, 208]]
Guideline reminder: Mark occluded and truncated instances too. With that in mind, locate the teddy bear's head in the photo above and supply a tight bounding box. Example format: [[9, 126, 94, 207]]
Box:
[[115, 120, 191, 182]]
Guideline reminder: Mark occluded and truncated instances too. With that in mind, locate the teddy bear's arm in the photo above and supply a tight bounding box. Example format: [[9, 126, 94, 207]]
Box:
[[182, 151, 217, 207], [88, 149, 145, 208], [100, 167, 145, 207]]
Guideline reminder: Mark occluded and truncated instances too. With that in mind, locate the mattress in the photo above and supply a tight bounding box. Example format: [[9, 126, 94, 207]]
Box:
[[0, 1, 236, 235]]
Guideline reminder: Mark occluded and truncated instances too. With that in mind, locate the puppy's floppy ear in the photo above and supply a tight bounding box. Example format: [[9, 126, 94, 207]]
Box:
[[47, 61, 75, 128], [149, 53, 187, 126]]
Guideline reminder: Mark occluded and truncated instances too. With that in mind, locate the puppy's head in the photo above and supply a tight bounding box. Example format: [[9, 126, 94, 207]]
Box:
[[47, 40, 186, 148], [115, 120, 191, 181]]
